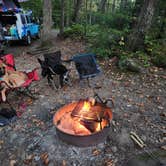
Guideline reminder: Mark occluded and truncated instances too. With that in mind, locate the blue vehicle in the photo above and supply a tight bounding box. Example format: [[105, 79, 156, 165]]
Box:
[[0, 10, 40, 45]]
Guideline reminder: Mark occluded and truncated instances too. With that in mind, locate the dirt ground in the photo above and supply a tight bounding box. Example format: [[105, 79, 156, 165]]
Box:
[[0, 34, 166, 166]]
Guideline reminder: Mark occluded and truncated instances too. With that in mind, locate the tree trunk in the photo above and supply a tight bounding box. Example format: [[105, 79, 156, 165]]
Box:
[[66, 0, 71, 27], [111, 0, 116, 13], [60, 0, 65, 35], [120, 0, 128, 11], [127, 0, 158, 51], [98, 0, 107, 13], [132, 0, 144, 17], [89, 0, 93, 24], [72, 0, 83, 23], [158, 8, 166, 38], [41, 0, 52, 41], [106, 2, 110, 13]]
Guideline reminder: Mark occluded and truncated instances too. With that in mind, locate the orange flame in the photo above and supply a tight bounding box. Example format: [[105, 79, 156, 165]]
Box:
[[82, 101, 91, 111]]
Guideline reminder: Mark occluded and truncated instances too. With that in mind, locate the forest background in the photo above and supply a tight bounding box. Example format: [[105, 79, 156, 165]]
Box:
[[21, 0, 166, 70]]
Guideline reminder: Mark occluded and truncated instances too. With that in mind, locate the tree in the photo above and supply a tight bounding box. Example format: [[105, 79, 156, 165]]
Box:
[[127, 0, 158, 51], [72, 0, 83, 23], [60, 0, 65, 35], [111, 0, 116, 13], [41, 0, 53, 41], [98, 0, 107, 13]]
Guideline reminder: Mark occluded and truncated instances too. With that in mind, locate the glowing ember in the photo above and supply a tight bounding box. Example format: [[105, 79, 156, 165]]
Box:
[[53, 100, 113, 136]]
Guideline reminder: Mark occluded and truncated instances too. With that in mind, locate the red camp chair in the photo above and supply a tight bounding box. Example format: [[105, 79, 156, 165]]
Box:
[[0, 54, 40, 103]]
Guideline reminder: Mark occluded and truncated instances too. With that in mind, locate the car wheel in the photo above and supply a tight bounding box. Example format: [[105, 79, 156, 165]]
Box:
[[36, 31, 41, 39]]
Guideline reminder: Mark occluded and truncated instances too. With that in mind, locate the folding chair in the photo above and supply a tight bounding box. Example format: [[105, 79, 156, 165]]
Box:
[[0, 54, 39, 104], [38, 51, 71, 89], [68, 53, 102, 87]]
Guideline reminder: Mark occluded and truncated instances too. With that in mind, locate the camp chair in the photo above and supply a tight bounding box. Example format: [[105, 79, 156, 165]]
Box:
[[69, 53, 101, 87], [38, 51, 71, 89], [44, 50, 62, 66], [0, 54, 39, 103], [42, 51, 101, 87], [69, 53, 101, 79], [0, 53, 16, 71]]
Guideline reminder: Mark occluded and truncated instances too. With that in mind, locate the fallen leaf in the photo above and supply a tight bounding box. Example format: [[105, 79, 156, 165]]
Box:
[[10, 160, 17, 166], [104, 159, 115, 166], [23, 154, 34, 165], [62, 160, 66, 166], [160, 112, 166, 117], [40, 152, 49, 166], [0, 140, 4, 145], [92, 149, 101, 156], [161, 145, 166, 151]]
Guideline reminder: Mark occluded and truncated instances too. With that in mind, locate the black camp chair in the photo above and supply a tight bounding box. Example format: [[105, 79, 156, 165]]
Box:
[[38, 51, 71, 89], [44, 50, 62, 67]]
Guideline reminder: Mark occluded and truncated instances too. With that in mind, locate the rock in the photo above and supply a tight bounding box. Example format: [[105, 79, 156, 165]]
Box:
[[112, 146, 118, 153], [118, 58, 141, 73]]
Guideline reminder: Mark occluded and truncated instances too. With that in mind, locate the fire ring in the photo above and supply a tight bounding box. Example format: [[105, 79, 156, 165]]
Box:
[[53, 99, 113, 146]]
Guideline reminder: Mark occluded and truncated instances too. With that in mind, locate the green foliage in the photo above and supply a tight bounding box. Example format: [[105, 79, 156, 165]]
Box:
[[91, 12, 132, 31], [86, 23, 126, 58], [63, 24, 85, 39], [21, 0, 42, 18], [152, 54, 166, 68], [20, 0, 165, 69], [135, 51, 150, 67], [144, 35, 166, 68], [52, 0, 61, 28], [151, 41, 166, 68]]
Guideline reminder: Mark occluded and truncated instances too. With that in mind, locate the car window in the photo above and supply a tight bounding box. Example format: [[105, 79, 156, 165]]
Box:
[[26, 15, 33, 24], [21, 15, 26, 24], [26, 16, 30, 23]]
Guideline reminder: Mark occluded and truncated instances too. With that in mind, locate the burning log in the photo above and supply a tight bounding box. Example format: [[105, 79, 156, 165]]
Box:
[[53, 98, 113, 146], [71, 98, 111, 133], [54, 99, 112, 136]]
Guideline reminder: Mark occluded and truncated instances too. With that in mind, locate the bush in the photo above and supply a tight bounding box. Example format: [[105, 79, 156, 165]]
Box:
[[87, 27, 126, 58], [153, 54, 166, 68], [145, 37, 166, 68], [63, 24, 85, 39], [152, 54, 166, 68]]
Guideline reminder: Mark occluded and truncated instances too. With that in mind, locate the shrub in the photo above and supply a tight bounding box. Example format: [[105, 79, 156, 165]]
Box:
[[63, 24, 84, 39], [152, 54, 166, 68], [145, 36, 166, 68], [87, 27, 126, 58]]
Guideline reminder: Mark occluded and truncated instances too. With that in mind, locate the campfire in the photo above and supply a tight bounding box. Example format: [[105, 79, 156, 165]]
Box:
[[53, 96, 113, 146]]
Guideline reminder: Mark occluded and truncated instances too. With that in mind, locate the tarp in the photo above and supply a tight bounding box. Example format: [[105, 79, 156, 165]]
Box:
[[0, 0, 21, 12]]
